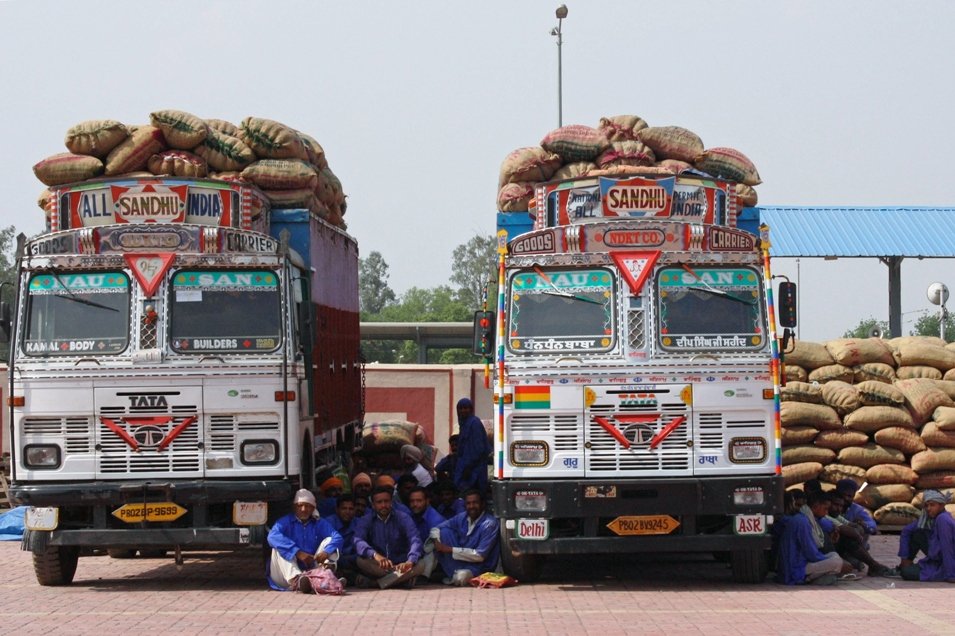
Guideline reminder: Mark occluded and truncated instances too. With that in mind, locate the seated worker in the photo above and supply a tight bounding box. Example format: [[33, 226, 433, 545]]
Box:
[[434, 434, 459, 482], [432, 480, 465, 520], [352, 486, 425, 589], [827, 493, 890, 576], [770, 490, 804, 572], [351, 472, 373, 516], [834, 479, 877, 536], [401, 444, 434, 488], [900, 490, 955, 582], [433, 489, 500, 586], [266, 489, 343, 592], [327, 494, 359, 584], [354, 495, 369, 519], [776, 491, 850, 585], [394, 474, 417, 515], [408, 486, 445, 581], [317, 476, 344, 518]]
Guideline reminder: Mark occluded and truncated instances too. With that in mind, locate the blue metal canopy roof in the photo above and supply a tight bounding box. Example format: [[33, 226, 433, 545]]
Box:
[[743, 207, 955, 258]]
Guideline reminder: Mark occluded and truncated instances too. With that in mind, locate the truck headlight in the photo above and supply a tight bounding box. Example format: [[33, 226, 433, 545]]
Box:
[[514, 489, 548, 512], [510, 441, 548, 466], [729, 437, 765, 463], [241, 440, 278, 465], [24, 444, 61, 469]]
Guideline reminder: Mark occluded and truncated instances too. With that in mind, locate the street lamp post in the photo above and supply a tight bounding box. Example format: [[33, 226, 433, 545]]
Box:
[[551, 5, 568, 127]]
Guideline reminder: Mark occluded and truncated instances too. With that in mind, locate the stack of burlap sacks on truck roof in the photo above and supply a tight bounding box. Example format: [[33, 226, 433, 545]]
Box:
[[497, 115, 762, 213], [781, 336, 955, 527], [32, 110, 347, 229]]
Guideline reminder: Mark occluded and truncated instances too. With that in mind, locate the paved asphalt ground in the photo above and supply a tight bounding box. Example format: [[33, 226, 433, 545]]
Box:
[[0, 535, 953, 635]]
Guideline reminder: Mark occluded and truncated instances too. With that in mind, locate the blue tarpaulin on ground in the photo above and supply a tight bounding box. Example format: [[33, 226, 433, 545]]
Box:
[[0, 507, 26, 540]]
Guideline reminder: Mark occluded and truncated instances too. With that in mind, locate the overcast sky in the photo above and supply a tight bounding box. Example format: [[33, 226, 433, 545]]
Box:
[[2, 0, 954, 342]]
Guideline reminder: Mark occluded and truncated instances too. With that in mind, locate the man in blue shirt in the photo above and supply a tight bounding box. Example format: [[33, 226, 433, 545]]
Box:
[[408, 486, 444, 582], [453, 398, 490, 495], [776, 492, 847, 585], [434, 489, 500, 586], [901, 490, 955, 582], [433, 480, 465, 520], [834, 479, 877, 536], [327, 494, 359, 585], [435, 434, 459, 482], [353, 486, 424, 589], [266, 489, 343, 592]]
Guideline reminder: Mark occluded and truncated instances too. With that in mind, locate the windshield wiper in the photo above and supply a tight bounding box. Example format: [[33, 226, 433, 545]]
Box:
[[52, 272, 119, 312], [688, 285, 755, 306], [534, 267, 603, 305]]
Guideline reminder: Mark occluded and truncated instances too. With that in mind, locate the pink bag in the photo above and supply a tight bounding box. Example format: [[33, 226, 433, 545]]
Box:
[[301, 567, 345, 595]]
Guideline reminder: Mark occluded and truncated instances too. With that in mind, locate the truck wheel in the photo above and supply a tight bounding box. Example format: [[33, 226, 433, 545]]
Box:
[[499, 529, 544, 582], [107, 548, 136, 559], [33, 545, 80, 586], [730, 549, 767, 584]]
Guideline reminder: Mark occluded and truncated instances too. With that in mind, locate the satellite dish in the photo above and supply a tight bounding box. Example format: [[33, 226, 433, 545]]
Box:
[[927, 282, 949, 306]]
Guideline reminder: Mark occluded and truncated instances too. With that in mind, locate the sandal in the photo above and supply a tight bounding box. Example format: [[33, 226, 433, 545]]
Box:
[[838, 572, 861, 581]]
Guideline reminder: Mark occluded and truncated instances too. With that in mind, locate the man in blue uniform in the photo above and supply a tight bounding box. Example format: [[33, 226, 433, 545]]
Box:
[[434, 489, 500, 585], [901, 490, 955, 582], [776, 491, 848, 585], [327, 494, 359, 584], [453, 398, 490, 495], [353, 486, 425, 589], [408, 486, 445, 581], [266, 489, 343, 592]]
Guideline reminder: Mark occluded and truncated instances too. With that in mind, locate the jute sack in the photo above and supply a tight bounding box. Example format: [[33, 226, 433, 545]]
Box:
[[693, 147, 762, 185], [782, 445, 836, 465], [782, 426, 818, 445], [588, 165, 673, 178], [896, 366, 943, 381], [37, 188, 52, 216], [808, 364, 854, 384], [735, 183, 758, 207], [241, 159, 318, 191], [597, 115, 648, 142], [262, 188, 317, 209], [947, 369, 955, 382], [921, 422, 955, 448], [916, 471, 955, 489], [780, 401, 841, 430], [785, 341, 834, 370], [782, 461, 822, 487], [205, 118, 240, 138], [938, 379, 955, 396], [933, 406, 955, 431], [636, 126, 704, 163], [855, 484, 914, 509], [540, 125, 610, 162], [873, 426, 927, 455], [316, 167, 344, 208], [814, 429, 868, 450], [843, 405, 914, 433], [780, 381, 824, 404], [853, 363, 896, 384], [825, 338, 894, 366], [894, 342, 955, 371], [498, 183, 535, 212], [873, 502, 920, 526], [855, 380, 905, 407], [911, 448, 955, 473], [240, 117, 307, 160], [911, 488, 955, 508], [208, 171, 247, 183], [837, 443, 905, 468], [194, 128, 256, 171], [895, 378, 955, 424], [595, 140, 656, 168], [820, 381, 861, 415], [64, 120, 128, 157], [361, 421, 418, 454], [104, 125, 166, 175], [147, 150, 207, 177], [298, 132, 328, 171], [865, 464, 919, 486], [657, 159, 695, 174], [551, 161, 595, 181], [149, 109, 208, 149], [33, 153, 104, 186], [820, 463, 866, 485], [785, 365, 808, 383], [499, 147, 562, 186], [889, 335, 947, 350]]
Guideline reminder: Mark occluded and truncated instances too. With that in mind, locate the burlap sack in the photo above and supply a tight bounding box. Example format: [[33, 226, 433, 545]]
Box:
[[104, 126, 166, 175], [820, 381, 861, 415], [551, 162, 595, 181], [785, 365, 808, 383], [780, 402, 842, 430], [855, 380, 905, 406], [597, 115, 648, 142], [64, 119, 128, 158], [825, 338, 895, 366], [853, 363, 896, 384], [808, 364, 854, 384], [889, 335, 948, 350], [195, 128, 256, 171], [208, 171, 247, 183], [782, 445, 836, 465], [149, 109, 208, 149], [589, 165, 674, 178], [694, 147, 762, 185], [263, 188, 317, 209], [498, 183, 535, 212], [241, 159, 318, 191], [873, 502, 920, 526], [205, 118, 241, 138], [781, 381, 824, 404], [635, 126, 704, 163], [947, 370, 955, 382], [361, 421, 418, 453], [656, 159, 695, 175], [916, 471, 955, 489], [921, 422, 955, 448], [843, 405, 914, 433], [937, 380, 955, 397], [895, 378, 955, 424], [894, 342, 955, 371], [782, 426, 818, 445], [820, 463, 866, 485], [911, 448, 955, 473], [782, 461, 822, 487], [499, 147, 562, 186], [865, 464, 919, 486], [33, 153, 104, 186], [933, 406, 955, 431], [595, 140, 656, 168], [735, 183, 758, 207], [240, 117, 307, 160], [814, 429, 868, 450], [37, 188, 52, 215], [873, 426, 927, 455], [298, 132, 328, 171], [785, 341, 834, 370], [855, 484, 915, 509], [911, 488, 955, 508], [897, 366, 943, 381], [540, 125, 610, 163], [147, 150, 207, 177], [316, 167, 344, 208], [837, 443, 905, 468]]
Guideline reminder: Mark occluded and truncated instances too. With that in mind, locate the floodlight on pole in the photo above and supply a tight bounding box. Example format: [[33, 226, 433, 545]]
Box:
[[928, 282, 950, 340], [552, 5, 568, 127]]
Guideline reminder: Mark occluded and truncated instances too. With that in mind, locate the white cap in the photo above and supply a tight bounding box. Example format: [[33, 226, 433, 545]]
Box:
[[293, 488, 317, 507]]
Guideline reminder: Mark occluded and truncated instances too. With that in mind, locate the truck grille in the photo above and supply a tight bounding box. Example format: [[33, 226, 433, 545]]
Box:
[[98, 402, 201, 475], [209, 414, 281, 451], [22, 416, 92, 454], [510, 413, 581, 452], [698, 411, 768, 450]]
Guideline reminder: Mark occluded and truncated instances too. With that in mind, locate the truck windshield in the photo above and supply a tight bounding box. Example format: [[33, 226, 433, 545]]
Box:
[[656, 266, 765, 351], [23, 272, 130, 356], [507, 267, 615, 354], [169, 269, 282, 353]]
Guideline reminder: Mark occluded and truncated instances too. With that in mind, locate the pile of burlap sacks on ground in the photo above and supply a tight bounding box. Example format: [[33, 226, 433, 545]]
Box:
[[497, 116, 761, 212], [781, 336, 955, 526], [32, 110, 347, 229], [359, 421, 439, 472]]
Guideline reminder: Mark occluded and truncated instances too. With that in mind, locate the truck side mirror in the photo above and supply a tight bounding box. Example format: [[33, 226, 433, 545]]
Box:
[[0, 301, 10, 344], [777, 281, 797, 328], [472, 310, 495, 360]]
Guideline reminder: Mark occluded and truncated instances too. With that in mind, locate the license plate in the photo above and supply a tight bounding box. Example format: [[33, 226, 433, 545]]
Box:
[[233, 501, 268, 526], [734, 514, 766, 535], [515, 518, 549, 540], [112, 502, 187, 523], [606, 515, 680, 536], [25, 507, 59, 531]]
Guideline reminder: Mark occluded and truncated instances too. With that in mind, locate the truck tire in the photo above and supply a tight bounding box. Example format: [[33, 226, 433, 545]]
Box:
[[33, 545, 80, 586], [107, 548, 137, 559], [730, 549, 767, 584], [499, 528, 544, 582]]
